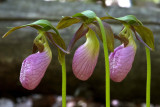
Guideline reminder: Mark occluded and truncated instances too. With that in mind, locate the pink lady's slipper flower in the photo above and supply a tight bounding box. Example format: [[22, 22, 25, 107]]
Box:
[[20, 38, 52, 90], [109, 37, 137, 82], [64, 22, 114, 81], [56, 10, 114, 81], [2, 19, 67, 90], [72, 29, 100, 80]]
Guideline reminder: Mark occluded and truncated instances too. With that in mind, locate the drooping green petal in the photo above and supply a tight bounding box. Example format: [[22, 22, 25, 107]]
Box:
[[72, 10, 97, 24], [2, 25, 40, 38], [88, 21, 114, 52], [67, 24, 89, 52], [101, 14, 142, 25], [45, 32, 67, 64], [56, 16, 80, 29], [31, 19, 54, 31], [57, 10, 97, 29], [2, 19, 58, 38], [131, 26, 152, 50], [115, 15, 142, 25], [72, 29, 100, 80], [133, 25, 154, 50], [73, 10, 96, 19]]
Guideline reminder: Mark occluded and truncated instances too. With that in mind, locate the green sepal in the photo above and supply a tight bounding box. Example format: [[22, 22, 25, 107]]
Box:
[[56, 16, 80, 29], [30, 19, 61, 35], [115, 15, 142, 25], [45, 32, 67, 64], [2, 19, 57, 38], [88, 22, 114, 52], [31, 19, 54, 31], [101, 15, 142, 25], [2, 25, 40, 38], [72, 10, 97, 24], [133, 25, 154, 50]]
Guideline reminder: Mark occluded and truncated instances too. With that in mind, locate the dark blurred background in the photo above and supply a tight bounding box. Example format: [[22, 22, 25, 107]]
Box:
[[0, 0, 160, 107]]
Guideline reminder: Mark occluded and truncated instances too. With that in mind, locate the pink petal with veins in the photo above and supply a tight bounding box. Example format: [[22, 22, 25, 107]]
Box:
[[109, 44, 136, 82], [72, 29, 100, 81], [20, 51, 51, 90], [72, 44, 99, 80]]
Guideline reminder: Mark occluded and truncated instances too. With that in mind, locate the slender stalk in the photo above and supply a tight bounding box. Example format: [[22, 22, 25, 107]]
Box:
[[145, 47, 151, 107], [62, 58, 66, 107], [96, 17, 110, 107]]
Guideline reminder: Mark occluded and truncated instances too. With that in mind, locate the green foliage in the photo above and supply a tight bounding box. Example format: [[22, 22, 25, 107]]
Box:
[[134, 25, 154, 50], [2, 19, 67, 64], [102, 13, 154, 51], [73, 10, 96, 19], [46, 32, 67, 64], [72, 10, 96, 23], [101, 15, 142, 25], [3, 19, 58, 38], [56, 17, 80, 29], [115, 15, 142, 25]]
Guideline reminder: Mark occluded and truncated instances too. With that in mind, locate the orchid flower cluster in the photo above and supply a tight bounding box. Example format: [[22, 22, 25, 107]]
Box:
[[2, 10, 154, 107]]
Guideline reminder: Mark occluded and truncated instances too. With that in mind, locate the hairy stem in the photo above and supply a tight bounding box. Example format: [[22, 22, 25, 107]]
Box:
[[96, 17, 110, 107], [146, 47, 151, 107], [62, 58, 66, 107]]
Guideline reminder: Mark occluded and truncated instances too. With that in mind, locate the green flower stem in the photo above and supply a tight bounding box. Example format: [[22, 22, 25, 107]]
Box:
[[145, 47, 151, 107], [96, 17, 110, 107], [62, 57, 66, 107]]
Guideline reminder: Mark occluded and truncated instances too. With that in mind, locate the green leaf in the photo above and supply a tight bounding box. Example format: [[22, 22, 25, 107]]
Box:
[[73, 10, 96, 19], [30, 19, 53, 31], [2, 26, 27, 38], [88, 22, 114, 52], [72, 10, 97, 23], [31, 19, 61, 35], [45, 32, 67, 64], [115, 15, 142, 25], [134, 25, 154, 50], [72, 13, 84, 18], [101, 15, 142, 25], [81, 10, 97, 19], [56, 16, 80, 29], [2, 19, 56, 38]]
